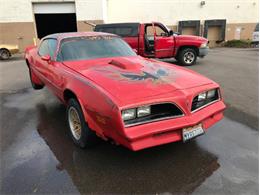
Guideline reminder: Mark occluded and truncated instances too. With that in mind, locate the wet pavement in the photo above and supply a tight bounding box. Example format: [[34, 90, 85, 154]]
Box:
[[0, 48, 259, 194]]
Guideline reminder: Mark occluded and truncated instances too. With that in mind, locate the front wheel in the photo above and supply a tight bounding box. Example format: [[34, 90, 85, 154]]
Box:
[[66, 98, 97, 148], [177, 48, 197, 66]]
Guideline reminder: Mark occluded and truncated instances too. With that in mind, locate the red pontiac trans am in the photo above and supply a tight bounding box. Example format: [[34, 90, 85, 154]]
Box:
[[25, 32, 226, 151]]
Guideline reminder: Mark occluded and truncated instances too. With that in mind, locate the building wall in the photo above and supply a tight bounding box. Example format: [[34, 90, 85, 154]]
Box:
[[0, 0, 258, 51], [0, 22, 36, 51], [107, 0, 259, 44], [0, 0, 105, 50], [107, 0, 258, 24]]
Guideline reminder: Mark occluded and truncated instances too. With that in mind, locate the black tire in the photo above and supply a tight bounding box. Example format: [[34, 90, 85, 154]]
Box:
[[177, 48, 197, 66], [66, 98, 97, 148], [29, 67, 44, 90], [0, 49, 11, 60]]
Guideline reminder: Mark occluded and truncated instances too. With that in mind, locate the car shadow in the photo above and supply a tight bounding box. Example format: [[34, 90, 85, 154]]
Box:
[[36, 101, 220, 194]]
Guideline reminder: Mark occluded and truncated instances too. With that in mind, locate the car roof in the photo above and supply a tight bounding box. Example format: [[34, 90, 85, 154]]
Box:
[[43, 31, 118, 41]]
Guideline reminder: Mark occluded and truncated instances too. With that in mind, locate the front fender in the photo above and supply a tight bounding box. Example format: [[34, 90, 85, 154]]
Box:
[[62, 70, 125, 140]]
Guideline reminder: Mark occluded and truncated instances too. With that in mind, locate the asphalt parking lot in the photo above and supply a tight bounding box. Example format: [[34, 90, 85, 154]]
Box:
[[0, 48, 258, 194]]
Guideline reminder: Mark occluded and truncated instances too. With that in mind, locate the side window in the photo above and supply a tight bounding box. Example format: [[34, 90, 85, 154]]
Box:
[[145, 25, 168, 37], [155, 25, 168, 36], [146, 25, 154, 36], [115, 27, 133, 37], [38, 40, 49, 56], [48, 39, 57, 60]]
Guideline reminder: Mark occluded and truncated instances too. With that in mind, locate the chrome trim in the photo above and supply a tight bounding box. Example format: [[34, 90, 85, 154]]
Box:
[[191, 99, 220, 113], [121, 101, 183, 112], [124, 113, 185, 128], [191, 88, 221, 113], [122, 102, 185, 128]]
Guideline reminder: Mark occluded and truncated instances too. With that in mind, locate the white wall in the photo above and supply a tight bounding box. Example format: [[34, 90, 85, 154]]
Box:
[[0, 0, 34, 22], [0, 0, 258, 24], [75, 0, 105, 21], [107, 0, 259, 24], [0, 0, 105, 23]]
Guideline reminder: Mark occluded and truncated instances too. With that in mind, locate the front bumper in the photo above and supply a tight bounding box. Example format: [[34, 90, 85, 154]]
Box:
[[198, 47, 209, 58], [121, 100, 225, 151]]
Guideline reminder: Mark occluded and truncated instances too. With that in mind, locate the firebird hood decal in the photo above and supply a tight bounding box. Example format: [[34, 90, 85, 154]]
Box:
[[63, 56, 213, 102], [121, 67, 169, 82], [92, 59, 177, 84]]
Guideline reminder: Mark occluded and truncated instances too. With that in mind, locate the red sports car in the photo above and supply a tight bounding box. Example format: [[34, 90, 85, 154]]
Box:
[[25, 32, 226, 151]]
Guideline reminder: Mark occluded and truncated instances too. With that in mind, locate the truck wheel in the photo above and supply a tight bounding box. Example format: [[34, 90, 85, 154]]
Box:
[[29, 67, 44, 90], [0, 49, 11, 60], [177, 48, 197, 66], [66, 98, 97, 148]]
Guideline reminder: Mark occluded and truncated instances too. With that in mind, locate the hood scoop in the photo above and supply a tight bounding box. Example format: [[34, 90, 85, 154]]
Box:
[[108, 58, 143, 70]]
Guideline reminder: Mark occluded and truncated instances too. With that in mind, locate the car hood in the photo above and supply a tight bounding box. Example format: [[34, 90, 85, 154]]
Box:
[[63, 56, 213, 102]]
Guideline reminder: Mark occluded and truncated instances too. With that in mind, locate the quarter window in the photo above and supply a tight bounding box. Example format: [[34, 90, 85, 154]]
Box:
[[48, 39, 57, 60], [38, 39, 57, 60], [38, 40, 49, 56]]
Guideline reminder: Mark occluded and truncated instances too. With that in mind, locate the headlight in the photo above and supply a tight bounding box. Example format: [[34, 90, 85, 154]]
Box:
[[122, 105, 152, 121], [122, 108, 136, 121], [137, 106, 151, 117], [191, 89, 219, 111], [200, 42, 208, 48], [198, 92, 207, 101], [207, 89, 216, 98], [197, 89, 217, 101]]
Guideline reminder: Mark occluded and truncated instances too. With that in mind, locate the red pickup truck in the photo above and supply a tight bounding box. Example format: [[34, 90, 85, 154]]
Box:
[[94, 22, 209, 65]]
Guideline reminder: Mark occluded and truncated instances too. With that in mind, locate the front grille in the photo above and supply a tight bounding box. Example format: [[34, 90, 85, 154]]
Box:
[[191, 89, 219, 112], [124, 103, 183, 127]]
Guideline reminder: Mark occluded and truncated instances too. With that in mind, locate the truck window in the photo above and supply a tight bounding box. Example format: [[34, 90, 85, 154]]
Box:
[[95, 24, 139, 37], [115, 27, 133, 37], [95, 26, 138, 37], [146, 26, 154, 37], [145, 25, 169, 37], [155, 26, 168, 36], [99, 27, 115, 34]]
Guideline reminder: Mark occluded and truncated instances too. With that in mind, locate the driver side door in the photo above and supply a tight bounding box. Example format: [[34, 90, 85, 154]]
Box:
[[35, 39, 52, 84], [35, 38, 60, 95], [153, 23, 174, 58]]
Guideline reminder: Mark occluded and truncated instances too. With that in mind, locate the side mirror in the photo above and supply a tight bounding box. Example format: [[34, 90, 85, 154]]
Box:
[[132, 49, 138, 54], [41, 54, 51, 62], [169, 30, 174, 36]]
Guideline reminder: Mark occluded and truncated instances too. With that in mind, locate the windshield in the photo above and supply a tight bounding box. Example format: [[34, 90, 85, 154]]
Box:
[[57, 36, 136, 61]]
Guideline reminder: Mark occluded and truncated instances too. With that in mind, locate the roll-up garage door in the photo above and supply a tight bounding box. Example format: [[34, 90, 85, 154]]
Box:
[[33, 2, 77, 39]]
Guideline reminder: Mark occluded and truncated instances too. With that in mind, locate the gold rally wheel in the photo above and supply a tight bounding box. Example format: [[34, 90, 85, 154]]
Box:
[[66, 98, 97, 148]]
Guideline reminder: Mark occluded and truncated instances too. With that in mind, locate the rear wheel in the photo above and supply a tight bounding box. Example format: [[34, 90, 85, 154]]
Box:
[[66, 98, 97, 148], [29, 66, 44, 89], [0, 49, 11, 60], [177, 48, 197, 66]]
